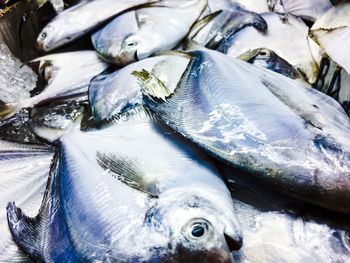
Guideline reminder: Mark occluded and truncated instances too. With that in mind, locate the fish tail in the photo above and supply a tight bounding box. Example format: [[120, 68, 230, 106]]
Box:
[[7, 202, 44, 260]]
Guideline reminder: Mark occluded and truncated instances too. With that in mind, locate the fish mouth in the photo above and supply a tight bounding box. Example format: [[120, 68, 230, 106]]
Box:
[[224, 232, 243, 251], [133, 51, 139, 62], [35, 40, 44, 52]]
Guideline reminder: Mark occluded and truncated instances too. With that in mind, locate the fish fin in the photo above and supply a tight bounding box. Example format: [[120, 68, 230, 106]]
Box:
[[131, 69, 171, 102], [96, 152, 158, 198], [6, 202, 44, 260], [0, 141, 54, 262], [6, 150, 77, 262]]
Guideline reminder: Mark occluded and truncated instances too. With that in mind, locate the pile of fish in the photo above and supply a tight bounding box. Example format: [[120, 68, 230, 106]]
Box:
[[0, 0, 350, 262]]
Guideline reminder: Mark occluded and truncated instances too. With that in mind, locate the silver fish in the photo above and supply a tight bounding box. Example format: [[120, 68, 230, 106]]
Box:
[[89, 53, 190, 123], [137, 49, 350, 214], [231, 200, 350, 263], [220, 12, 320, 83], [91, 0, 206, 65], [7, 107, 242, 262], [0, 51, 108, 119], [36, 0, 157, 51]]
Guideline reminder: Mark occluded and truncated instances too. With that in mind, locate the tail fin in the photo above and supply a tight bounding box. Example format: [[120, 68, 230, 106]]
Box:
[[6, 202, 44, 260]]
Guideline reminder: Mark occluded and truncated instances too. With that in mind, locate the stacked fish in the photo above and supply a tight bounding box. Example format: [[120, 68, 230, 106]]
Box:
[[0, 0, 350, 262]]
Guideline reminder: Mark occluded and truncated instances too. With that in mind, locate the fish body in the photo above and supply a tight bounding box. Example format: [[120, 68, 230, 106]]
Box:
[[7, 108, 242, 262], [36, 0, 157, 51], [220, 12, 319, 83], [310, 2, 350, 75], [92, 0, 207, 65], [138, 49, 350, 214], [231, 200, 350, 263]]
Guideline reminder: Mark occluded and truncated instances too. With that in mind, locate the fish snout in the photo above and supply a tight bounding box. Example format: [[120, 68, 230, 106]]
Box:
[[35, 40, 44, 52], [224, 232, 243, 251]]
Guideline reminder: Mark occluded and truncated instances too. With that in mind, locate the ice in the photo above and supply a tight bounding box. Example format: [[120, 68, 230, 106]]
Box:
[[0, 42, 37, 103]]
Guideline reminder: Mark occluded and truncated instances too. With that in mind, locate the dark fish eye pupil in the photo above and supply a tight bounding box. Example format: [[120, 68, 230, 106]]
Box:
[[191, 225, 205, 238], [41, 32, 47, 38]]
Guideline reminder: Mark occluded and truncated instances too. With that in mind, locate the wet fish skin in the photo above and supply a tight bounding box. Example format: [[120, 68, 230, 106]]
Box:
[[138, 49, 350, 214], [36, 0, 157, 51], [231, 200, 350, 263], [92, 0, 207, 66], [7, 107, 242, 262]]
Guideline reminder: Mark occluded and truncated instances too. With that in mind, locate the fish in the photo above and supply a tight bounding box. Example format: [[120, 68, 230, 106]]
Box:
[[89, 53, 190, 124], [0, 51, 108, 119], [186, 2, 267, 50], [238, 48, 305, 81], [0, 139, 54, 262], [91, 0, 207, 66], [271, 0, 332, 22], [217, 12, 320, 83], [310, 2, 350, 75], [137, 49, 350, 214], [6, 107, 242, 262], [231, 200, 350, 263], [36, 0, 158, 51]]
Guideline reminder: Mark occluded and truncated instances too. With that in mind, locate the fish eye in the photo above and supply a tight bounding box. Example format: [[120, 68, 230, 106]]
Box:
[[127, 41, 136, 47], [191, 223, 206, 238], [183, 218, 213, 242], [259, 50, 269, 57], [41, 32, 47, 39]]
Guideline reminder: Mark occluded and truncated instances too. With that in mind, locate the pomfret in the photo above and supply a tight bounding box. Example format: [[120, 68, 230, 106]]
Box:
[[137, 49, 350, 214], [92, 0, 207, 65], [36, 0, 157, 51], [232, 200, 350, 263], [7, 107, 242, 262]]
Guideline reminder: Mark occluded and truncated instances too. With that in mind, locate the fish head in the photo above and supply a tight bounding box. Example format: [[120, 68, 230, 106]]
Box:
[[102, 34, 151, 66], [147, 192, 242, 262], [36, 23, 70, 52]]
